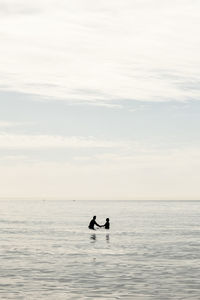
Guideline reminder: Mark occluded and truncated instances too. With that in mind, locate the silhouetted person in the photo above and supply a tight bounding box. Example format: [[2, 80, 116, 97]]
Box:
[[88, 216, 101, 230], [102, 218, 110, 229]]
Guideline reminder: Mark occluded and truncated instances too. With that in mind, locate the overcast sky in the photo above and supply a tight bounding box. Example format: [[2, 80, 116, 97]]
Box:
[[0, 0, 200, 200]]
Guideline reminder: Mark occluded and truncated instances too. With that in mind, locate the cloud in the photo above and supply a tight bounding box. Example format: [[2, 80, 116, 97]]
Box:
[[0, 0, 200, 104], [0, 133, 126, 149], [0, 0, 44, 15], [0, 154, 29, 161], [1, 145, 200, 200], [73, 146, 200, 169], [1, 131, 199, 172], [0, 121, 23, 128]]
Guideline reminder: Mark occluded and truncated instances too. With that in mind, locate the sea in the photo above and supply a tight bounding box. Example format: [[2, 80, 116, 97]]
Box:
[[0, 200, 200, 299]]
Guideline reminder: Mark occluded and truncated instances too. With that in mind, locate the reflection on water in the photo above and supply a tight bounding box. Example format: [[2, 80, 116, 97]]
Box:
[[90, 233, 96, 242], [90, 233, 110, 244], [106, 234, 110, 243]]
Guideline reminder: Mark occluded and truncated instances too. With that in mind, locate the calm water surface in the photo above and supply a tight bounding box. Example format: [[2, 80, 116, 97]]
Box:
[[0, 200, 200, 299]]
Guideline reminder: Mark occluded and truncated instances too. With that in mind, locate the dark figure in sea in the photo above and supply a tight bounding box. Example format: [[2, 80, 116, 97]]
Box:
[[102, 218, 110, 229], [88, 216, 101, 230]]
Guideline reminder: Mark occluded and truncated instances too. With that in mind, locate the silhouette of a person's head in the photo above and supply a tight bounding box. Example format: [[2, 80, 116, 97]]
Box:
[[106, 218, 109, 222], [93, 216, 96, 220]]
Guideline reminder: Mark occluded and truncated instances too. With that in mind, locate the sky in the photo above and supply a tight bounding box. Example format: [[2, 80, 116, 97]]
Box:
[[0, 0, 200, 200]]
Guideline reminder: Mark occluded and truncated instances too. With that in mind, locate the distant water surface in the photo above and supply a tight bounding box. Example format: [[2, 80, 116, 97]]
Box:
[[0, 200, 200, 299]]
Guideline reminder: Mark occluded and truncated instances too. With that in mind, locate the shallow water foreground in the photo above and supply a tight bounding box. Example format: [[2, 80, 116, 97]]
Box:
[[0, 200, 200, 299]]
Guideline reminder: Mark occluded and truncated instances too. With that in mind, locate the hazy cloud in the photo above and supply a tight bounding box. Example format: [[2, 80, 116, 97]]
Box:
[[0, 134, 126, 149], [1, 144, 200, 200], [0, 0, 200, 104], [1, 0, 199, 200], [0, 121, 23, 128]]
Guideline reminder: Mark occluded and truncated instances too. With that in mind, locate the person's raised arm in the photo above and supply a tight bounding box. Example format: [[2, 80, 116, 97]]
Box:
[[94, 221, 101, 227]]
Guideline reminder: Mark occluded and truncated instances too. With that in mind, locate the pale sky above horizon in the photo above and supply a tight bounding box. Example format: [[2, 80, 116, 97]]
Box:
[[0, 0, 200, 200]]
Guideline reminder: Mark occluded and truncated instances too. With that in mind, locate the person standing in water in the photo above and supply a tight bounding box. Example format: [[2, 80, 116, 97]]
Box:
[[102, 218, 110, 229], [88, 216, 101, 230]]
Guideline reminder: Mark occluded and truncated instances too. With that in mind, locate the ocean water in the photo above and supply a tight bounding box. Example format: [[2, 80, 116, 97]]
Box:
[[0, 200, 200, 300]]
